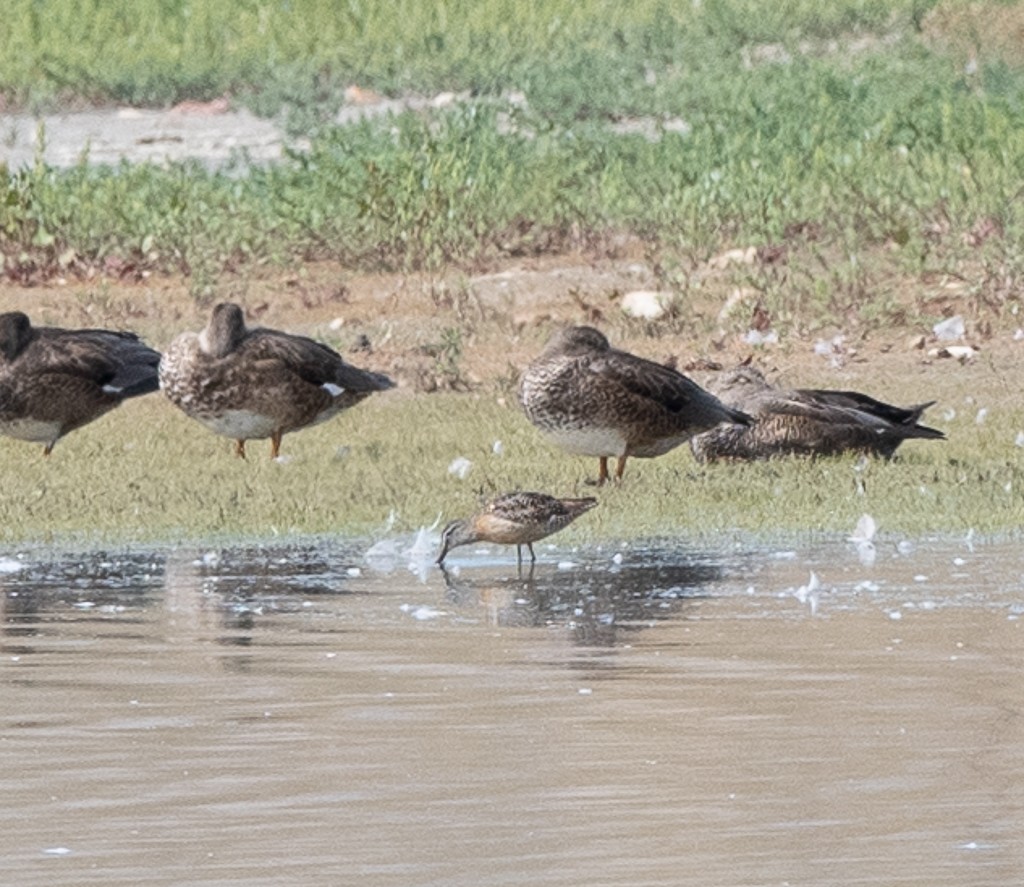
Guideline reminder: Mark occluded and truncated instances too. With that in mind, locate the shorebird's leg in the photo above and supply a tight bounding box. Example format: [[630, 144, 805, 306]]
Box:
[[270, 430, 282, 459], [516, 544, 523, 566], [597, 457, 610, 486], [527, 542, 536, 563], [234, 439, 247, 459]]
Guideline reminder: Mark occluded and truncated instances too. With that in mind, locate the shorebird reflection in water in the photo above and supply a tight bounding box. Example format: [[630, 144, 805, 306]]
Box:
[[160, 302, 394, 458], [437, 491, 598, 565], [0, 311, 161, 455], [519, 325, 752, 483], [689, 364, 946, 462]]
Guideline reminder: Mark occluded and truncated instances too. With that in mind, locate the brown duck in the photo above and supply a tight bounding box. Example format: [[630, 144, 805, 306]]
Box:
[[159, 302, 394, 458], [689, 364, 946, 462], [0, 311, 161, 455], [518, 326, 751, 483], [437, 491, 598, 565]]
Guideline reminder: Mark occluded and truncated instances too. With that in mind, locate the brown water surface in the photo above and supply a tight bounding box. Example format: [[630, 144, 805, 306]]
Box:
[[2, 534, 1022, 886]]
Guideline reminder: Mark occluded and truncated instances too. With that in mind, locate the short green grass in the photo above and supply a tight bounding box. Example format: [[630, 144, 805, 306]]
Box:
[[0, 389, 1020, 547]]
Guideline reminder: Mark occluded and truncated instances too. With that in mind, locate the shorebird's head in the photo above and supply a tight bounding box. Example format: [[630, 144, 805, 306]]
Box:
[[436, 518, 479, 564], [542, 325, 610, 358], [201, 302, 247, 358], [0, 312, 33, 362]]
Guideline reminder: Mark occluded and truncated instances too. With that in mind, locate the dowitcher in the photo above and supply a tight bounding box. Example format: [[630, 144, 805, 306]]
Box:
[[518, 325, 752, 483], [159, 302, 394, 458], [437, 491, 598, 565], [0, 311, 161, 455], [689, 364, 946, 462]]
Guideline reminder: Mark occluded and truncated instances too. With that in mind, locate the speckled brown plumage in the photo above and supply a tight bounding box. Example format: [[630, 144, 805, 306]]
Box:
[[0, 311, 161, 455], [689, 365, 946, 462], [518, 326, 752, 483], [437, 491, 598, 564], [159, 302, 394, 458]]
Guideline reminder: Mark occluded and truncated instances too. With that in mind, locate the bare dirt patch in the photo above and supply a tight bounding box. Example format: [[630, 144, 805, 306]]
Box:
[[0, 252, 1013, 412]]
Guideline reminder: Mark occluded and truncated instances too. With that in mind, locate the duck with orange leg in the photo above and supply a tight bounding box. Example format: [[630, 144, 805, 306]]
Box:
[[519, 326, 751, 484], [0, 311, 161, 455], [160, 302, 394, 459]]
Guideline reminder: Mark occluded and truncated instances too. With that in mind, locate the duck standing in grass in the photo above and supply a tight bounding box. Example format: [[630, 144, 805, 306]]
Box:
[[159, 302, 394, 458], [518, 325, 752, 484], [0, 311, 161, 455], [437, 491, 598, 565], [689, 364, 946, 462]]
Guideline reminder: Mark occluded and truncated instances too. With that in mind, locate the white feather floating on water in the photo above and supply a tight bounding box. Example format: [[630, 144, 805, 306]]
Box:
[[794, 571, 821, 615], [0, 556, 25, 574], [364, 525, 441, 583], [407, 526, 437, 562], [849, 514, 876, 544], [849, 514, 877, 566]]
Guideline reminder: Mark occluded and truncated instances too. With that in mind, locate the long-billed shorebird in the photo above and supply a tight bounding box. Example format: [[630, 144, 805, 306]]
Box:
[[437, 491, 598, 565]]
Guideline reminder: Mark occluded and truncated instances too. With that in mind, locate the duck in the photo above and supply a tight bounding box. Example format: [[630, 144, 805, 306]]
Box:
[[689, 364, 946, 462], [518, 325, 752, 483], [0, 311, 161, 455], [159, 302, 394, 458], [437, 491, 598, 565]]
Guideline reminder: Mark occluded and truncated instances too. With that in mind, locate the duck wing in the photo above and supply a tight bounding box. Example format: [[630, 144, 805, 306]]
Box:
[[241, 330, 394, 392], [590, 350, 750, 424], [27, 329, 160, 397], [794, 389, 945, 439], [797, 389, 932, 425]]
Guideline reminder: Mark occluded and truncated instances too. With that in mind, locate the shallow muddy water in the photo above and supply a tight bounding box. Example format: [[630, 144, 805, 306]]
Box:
[[1, 532, 1022, 886]]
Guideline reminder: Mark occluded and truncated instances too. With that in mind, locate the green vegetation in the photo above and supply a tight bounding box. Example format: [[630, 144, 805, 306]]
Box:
[[0, 0, 928, 109], [0, 389, 1021, 546], [2, 0, 1024, 546], [3, 1, 1024, 330]]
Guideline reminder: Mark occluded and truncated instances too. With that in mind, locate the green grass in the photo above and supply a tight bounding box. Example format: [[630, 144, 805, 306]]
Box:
[[3, 1, 1024, 330], [3, 0, 1023, 547], [1, 390, 1021, 547], [0, 0, 924, 109]]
